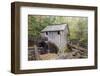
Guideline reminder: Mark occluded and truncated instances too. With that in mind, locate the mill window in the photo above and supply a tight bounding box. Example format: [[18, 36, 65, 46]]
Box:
[[46, 32, 48, 35], [58, 31, 60, 35]]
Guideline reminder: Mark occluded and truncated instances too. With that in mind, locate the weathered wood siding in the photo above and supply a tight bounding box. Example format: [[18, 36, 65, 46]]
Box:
[[41, 29, 67, 51], [41, 24, 68, 52]]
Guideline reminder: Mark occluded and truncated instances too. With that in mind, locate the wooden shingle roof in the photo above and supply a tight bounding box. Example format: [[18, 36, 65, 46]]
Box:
[[41, 24, 67, 32]]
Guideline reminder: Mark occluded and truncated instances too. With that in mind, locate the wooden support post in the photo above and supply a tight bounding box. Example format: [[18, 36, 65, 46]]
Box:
[[34, 45, 40, 60]]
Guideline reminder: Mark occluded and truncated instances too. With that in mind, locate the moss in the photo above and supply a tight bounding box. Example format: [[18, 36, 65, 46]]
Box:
[[63, 46, 72, 53]]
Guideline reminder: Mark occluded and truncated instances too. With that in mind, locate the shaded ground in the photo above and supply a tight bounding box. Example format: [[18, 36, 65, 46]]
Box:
[[28, 47, 88, 60]]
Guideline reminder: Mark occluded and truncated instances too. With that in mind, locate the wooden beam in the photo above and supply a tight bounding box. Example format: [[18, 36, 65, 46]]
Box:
[[68, 43, 87, 51]]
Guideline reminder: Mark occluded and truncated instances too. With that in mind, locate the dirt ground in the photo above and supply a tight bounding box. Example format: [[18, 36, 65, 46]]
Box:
[[40, 53, 58, 60]]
